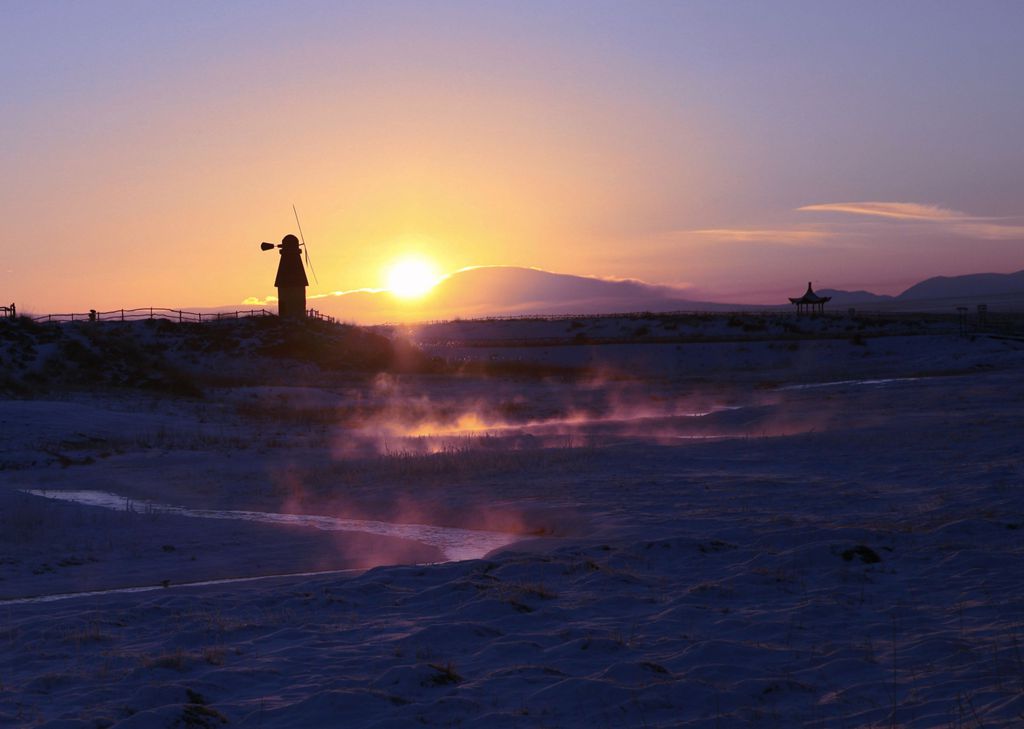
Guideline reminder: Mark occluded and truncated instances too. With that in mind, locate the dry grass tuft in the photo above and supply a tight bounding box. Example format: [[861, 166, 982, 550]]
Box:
[[143, 648, 189, 671]]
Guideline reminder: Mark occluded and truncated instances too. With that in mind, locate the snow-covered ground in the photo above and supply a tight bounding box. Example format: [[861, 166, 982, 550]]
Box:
[[1, 322, 1022, 727]]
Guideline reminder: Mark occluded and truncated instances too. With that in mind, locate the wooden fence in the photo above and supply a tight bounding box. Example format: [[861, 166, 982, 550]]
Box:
[[31, 307, 274, 324], [306, 308, 338, 324], [27, 306, 345, 325]]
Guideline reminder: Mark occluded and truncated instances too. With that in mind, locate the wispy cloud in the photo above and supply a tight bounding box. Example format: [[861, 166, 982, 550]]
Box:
[[952, 222, 1024, 240], [309, 288, 388, 300], [687, 227, 836, 245], [797, 201, 963, 221], [798, 201, 1024, 239]]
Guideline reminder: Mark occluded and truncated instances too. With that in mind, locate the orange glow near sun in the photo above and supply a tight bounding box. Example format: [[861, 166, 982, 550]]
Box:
[[386, 257, 440, 299]]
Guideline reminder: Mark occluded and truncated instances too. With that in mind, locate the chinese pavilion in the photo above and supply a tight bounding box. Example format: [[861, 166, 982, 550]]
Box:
[[789, 282, 831, 316]]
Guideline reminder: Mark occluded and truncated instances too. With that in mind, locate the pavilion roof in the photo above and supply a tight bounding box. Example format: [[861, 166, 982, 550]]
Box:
[[789, 282, 831, 304]]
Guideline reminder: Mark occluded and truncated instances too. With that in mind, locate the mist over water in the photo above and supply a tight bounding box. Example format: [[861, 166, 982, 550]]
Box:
[[200, 370, 858, 557], [321, 373, 823, 457]]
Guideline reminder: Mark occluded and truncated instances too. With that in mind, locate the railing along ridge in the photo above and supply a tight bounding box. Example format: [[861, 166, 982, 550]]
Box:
[[31, 307, 274, 324]]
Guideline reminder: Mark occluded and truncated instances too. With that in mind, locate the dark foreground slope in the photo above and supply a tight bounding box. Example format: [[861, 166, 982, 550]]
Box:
[[0, 316, 428, 396]]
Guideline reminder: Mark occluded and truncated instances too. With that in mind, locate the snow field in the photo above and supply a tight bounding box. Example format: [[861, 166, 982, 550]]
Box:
[[1, 329, 1022, 727]]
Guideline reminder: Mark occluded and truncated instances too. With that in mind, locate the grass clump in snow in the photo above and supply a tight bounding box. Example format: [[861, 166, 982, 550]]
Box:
[[425, 662, 462, 686], [60, 621, 112, 647], [841, 544, 882, 563], [181, 689, 228, 727], [143, 648, 190, 671]]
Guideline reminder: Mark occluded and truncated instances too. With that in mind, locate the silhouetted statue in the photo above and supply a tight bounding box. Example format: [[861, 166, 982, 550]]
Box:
[[262, 234, 308, 319]]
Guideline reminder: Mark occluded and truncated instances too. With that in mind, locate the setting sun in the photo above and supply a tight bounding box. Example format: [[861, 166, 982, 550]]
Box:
[[385, 257, 440, 299]]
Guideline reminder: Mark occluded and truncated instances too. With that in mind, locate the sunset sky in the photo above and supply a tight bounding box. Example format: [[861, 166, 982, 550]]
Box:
[[3, 1, 1023, 314]]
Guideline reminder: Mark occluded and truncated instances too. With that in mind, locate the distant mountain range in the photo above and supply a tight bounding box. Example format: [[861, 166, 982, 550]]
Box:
[[816, 289, 895, 305], [822, 269, 1024, 305], [308, 266, 727, 323], [897, 270, 1024, 300], [243, 266, 1024, 322]]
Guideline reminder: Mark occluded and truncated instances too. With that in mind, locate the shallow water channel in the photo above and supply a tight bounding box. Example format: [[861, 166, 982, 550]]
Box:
[[22, 489, 521, 562]]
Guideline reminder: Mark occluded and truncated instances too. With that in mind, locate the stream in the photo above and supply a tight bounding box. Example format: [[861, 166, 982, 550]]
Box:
[[6, 488, 524, 606]]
